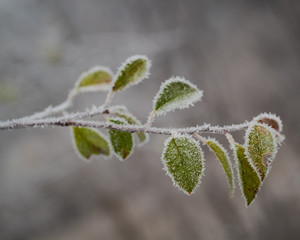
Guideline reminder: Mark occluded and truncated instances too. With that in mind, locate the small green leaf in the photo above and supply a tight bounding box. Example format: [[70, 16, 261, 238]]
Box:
[[76, 66, 113, 91], [108, 118, 134, 160], [206, 139, 235, 197], [72, 127, 110, 161], [112, 55, 151, 92], [234, 144, 261, 207], [162, 134, 204, 195], [153, 77, 202, 115], [245, 123, 276, 181], [111, 106, 149, 146]]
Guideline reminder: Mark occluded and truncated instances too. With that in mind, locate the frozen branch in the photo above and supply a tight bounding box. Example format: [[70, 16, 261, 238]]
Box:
[[0, 113, 249, 135]]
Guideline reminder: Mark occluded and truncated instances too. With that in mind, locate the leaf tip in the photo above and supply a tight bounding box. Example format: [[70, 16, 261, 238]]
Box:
[[112, 55, 151, 92]]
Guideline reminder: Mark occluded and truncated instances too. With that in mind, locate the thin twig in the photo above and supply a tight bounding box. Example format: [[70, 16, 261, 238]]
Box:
[[0, 115, 249, 135], [13, 88, 78, 122]]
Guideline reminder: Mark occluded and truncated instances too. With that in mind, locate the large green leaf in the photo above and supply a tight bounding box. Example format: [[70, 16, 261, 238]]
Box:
[[111, 106, 149, 146], [108, 118, 134, 160], [76, 66, 113, 91], [206, 139, 235, 197], [245, 123, 276, 181], [162, 135, 204, 195], [234, 144, 261, 207], [72, 127, 110, 161], [153, 77, 202, 115], [112, 55, 150, 92]]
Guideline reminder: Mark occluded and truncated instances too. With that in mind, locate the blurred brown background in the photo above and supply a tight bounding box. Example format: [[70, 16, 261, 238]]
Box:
[[0, 0, 300, 239]]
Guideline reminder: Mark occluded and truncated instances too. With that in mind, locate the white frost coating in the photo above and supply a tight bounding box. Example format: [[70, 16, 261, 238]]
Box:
[[108, 117, 135, 161], [226, 139, 261, 208], [244, 122, 278, 180], [153, 76, 203, 116], [202, 136, 235, 195], [75, 66, 114, 92], [110, 105, 128, 113], [161, 133, 205, 195], [110, 105, 149, 146], [113, 55, 151, 90], [70, 127, 112, 162], [252, 112, 283, 132]]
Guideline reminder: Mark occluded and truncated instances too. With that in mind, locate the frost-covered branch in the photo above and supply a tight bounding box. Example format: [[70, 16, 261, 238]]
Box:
[[0, 54, 285, 208], [0, 114, 249, 134]]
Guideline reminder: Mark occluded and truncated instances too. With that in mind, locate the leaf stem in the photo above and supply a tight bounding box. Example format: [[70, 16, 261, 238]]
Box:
[[103, 89, 114, 111], [225, 132, 236, 146], [8, 88, 78, 122], [193, 133, 208, 144], [146, 110, 156, 127]]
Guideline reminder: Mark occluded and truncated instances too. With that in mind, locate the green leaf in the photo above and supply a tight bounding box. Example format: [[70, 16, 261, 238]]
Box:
[[153, 77, 203, 115], [162, 134, 204, 195], [234, 144, 261, 207], [76, 66, 113, 91], [108, 118, 134, 160], [111, 106, 149, 146], [245, 123, 276, 181], [112, 55, 151, 92], [72, 127, 110, 161], [206, 139, 235, 197]]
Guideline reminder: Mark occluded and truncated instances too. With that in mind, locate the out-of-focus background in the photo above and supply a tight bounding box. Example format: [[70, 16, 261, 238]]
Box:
[[0, 0, 300, 239]]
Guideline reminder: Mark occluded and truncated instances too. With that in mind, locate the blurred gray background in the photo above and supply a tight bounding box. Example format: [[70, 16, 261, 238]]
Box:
[[0, 0, 300, 239]]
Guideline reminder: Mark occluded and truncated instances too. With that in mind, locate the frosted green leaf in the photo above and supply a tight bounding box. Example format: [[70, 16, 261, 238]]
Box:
[[111, 106, 149, 146], [234, 144, 261, 207], [76, 66, 113, 92], [245, 123, 276, 181], [153, 77, 203, 115], [72, 127, 110, 161], [162, 134, 204, 195], [108, 118, 134, 160], [112, 55, 151, 92], [206, 139, 235, 197]]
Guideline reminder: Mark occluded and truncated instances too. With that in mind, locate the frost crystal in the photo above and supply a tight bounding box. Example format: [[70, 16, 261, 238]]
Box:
[[204, 137, 235, 197]]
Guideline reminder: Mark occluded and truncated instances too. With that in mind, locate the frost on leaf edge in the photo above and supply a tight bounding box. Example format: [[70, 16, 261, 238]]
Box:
[[112, 55, 151, 91], [153, 76, 203, 116], [75, 66, 114, 92], [229, 142, 261, 208], [203, 136, 235, 197], [252, 112, 283, 132], [161, 133, 205, 196], [244, 121, 278, 181]]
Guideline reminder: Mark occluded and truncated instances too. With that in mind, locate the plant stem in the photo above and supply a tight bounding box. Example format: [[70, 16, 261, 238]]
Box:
[[193, 133, 208, 143], [11, 88, 78, 122], [0, 115, 249, 135], [146, 110, 156, 127]]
